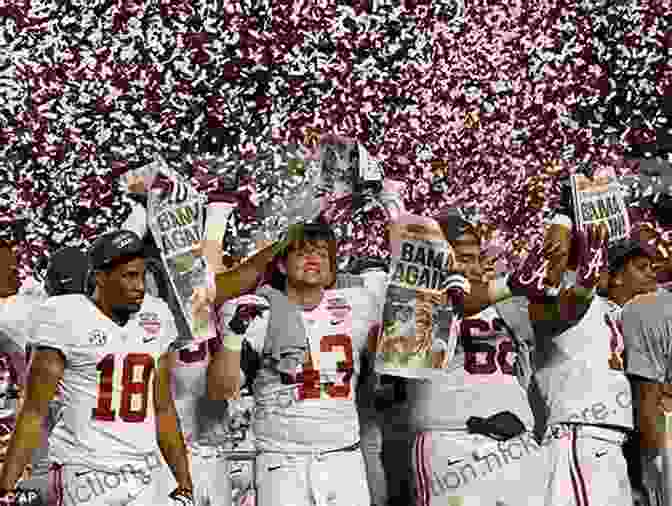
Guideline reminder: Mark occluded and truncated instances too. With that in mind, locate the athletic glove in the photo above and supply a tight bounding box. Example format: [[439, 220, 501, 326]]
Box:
[[443, 272, 470, 315], [169, 488, 195, 506], [574, 224, 608, 291], [348, 256, 390, 275], [506, 242, 553, 300]]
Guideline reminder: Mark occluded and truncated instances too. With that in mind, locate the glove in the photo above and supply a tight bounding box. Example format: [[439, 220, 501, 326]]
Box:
[[443, 272, 470, 313], [506, 242, 556, 300], [574, 223, 608, 291], [348, 256, 390, 275], [169, 488, 195, 506]]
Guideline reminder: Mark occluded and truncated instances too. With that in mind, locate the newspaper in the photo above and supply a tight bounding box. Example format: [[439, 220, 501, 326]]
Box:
[[376, 214, 461, 379], [570, 168, 631, 244], [146, 159, 209, 340]]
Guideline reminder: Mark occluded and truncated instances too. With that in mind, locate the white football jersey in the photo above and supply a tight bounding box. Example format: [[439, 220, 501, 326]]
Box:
[[0, 294, 43, 351], [533, 296, 633, 429], [407, 302, 535, 431], [220, 286, 381, 453], [31, 294, 177, 472]]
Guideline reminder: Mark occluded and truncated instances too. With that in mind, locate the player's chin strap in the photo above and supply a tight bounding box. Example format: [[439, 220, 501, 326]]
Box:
[[168, 487, 194, 506]]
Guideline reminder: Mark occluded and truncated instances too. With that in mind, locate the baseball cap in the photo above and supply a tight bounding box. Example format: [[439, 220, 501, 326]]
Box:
[[89, 230, 145, 270], [607, 239, 653, 274], [435, 207, 479, 243], [46, 246, 90, 296]]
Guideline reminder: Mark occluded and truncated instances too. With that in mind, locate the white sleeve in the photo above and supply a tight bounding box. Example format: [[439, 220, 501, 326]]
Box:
[[121, 201, 148, 239], [159, 301, 179, 353], [359, 269, 389, 322], [30, 298, 78, 360]]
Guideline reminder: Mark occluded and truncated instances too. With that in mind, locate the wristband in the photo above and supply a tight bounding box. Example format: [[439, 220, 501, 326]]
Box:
[[221, 334, 243, 352], [491, 275, 513, 302], [550, 214, 573, 229], [544, 286, 561, 297]]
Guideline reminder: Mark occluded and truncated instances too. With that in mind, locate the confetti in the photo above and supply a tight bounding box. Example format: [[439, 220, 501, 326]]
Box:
[[0, 0, 670, 281]]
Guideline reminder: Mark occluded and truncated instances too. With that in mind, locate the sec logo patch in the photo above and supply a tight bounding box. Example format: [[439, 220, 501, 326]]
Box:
[[88, 329, 107, 346]]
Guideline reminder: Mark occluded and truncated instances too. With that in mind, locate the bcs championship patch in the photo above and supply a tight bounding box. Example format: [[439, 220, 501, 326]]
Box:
[[138, 312, 161, 335]]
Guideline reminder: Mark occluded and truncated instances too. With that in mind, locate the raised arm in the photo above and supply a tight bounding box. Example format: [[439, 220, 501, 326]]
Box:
[[212, 242, 277, 305]]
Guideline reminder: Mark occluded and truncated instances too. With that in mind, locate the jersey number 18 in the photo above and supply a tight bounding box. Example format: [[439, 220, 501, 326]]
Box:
[[92, 353, 155, 423]]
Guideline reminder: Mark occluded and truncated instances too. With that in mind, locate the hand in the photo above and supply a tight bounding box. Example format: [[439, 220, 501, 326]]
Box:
[[191, 285, 215, 322], [507, 241, 563, 299], [127, 174, 147, 194], [0, 429, 12, 461], [441, 272, 470, 309], [169, 488, 194, 506], [575, 223, 608, 290]]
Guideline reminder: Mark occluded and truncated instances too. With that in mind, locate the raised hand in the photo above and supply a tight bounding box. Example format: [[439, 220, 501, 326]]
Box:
[[507, 241, 563, 300], [575, 223, 608, 290]]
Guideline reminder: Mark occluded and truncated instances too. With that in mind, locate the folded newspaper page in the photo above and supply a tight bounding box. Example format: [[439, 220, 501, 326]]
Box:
[[376, 213, 461, 379], [570, 167, 630, 244], [147, 159, 210, 340]]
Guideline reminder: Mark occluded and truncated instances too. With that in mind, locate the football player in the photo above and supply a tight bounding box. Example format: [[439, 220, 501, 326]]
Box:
[[410, 208, 545, 506], [208, 221, 387, 506], [19, 246, 91, 504], [599, 239, 658, 506], [528, 216, 635, 506], [0, 230, 194, 506], [0, 239, 36, 494], [621, 290, 672, 506]]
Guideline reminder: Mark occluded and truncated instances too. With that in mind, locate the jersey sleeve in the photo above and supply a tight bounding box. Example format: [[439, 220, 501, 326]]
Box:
[[494, 296, 535, 389], [358, 269, 389, 320], [30, 297, 79, 360], [157, 298, 179, 353], [349, 288, 382, 358], [622, 292, 672, 383]]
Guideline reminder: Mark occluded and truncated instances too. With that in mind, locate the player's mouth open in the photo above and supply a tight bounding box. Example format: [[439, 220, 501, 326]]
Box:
[[304, 264, 320, 273]]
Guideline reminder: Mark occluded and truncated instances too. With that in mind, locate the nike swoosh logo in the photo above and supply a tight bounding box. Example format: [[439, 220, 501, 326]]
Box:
[[268, 465, 282, 471], [595, 451, 607, 458], [143, 336, 157, 343], [446, 459, 464, 466]]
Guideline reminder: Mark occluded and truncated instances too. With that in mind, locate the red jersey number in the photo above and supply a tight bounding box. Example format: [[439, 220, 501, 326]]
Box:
[[462, 318, 515, 376], [297, 334, 354, 401], [92, 353, 155, 423]]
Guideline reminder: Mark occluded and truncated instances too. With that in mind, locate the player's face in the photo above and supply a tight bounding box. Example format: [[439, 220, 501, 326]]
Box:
[[0, 244, 19, 298], [285, 239, 334, 289], [103, 258, 146, 310], [621, 255, 657, 298], [451, 233, 483, 282]]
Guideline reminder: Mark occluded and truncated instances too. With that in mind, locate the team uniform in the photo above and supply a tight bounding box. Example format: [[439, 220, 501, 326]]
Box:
[[410, 297, 545, 506], [621, 291, 672, 506], [0, 294, 45, 487], [159, 304, 232, 506], [533, 294, 633, 506], [220, 275, 385, 506], [30, 293, 178, 506]]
